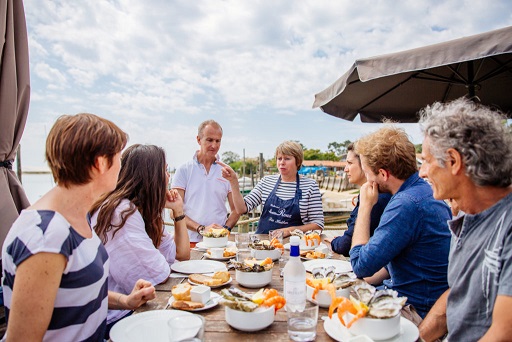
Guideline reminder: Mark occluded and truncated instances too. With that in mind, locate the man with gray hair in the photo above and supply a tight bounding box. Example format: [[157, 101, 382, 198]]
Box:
[[418, 97, 512, 341]]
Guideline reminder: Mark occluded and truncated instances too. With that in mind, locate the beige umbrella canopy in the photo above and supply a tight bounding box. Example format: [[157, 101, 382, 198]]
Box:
[[0, 0, 30, 248], [313, 26, 512, 123]]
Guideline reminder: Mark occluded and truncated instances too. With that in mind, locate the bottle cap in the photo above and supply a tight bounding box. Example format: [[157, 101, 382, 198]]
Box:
[[290, 236, 300, 246]]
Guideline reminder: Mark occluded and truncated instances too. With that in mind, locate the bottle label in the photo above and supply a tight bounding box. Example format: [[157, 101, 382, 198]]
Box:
[[284, 280, 306, 305]]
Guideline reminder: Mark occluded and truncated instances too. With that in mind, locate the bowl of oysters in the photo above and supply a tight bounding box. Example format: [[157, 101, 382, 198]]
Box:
[[331, 283, 407, 340], [220, 287, 285, 332], [306, 267, 358, 308], [201, 228, 229, 248], [249, 239, 283, 261], [231, 257, 274, 288]]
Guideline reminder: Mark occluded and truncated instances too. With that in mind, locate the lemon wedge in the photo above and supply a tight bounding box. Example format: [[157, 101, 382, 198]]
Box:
[[252, 289, 266, 304]]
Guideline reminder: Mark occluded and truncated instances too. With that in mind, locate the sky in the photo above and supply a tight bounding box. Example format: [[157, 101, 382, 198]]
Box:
[[20, 0, 512, 170]]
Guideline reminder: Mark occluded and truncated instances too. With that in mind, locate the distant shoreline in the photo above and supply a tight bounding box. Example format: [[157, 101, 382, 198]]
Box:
[[22, 171, 51, 174]]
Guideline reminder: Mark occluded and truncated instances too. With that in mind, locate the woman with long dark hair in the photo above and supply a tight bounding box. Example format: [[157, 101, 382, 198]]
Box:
[[91, 144, 189, 332]]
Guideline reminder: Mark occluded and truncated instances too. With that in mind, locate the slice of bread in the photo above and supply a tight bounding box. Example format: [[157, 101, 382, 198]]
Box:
[[189, 273, 224, 286], [172, 300, 204, 310], [212, 271, 230, 283], [171, 283, 192, 301]]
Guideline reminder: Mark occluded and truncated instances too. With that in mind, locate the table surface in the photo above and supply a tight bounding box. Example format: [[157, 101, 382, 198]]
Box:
[[134, 234, 348, 342]]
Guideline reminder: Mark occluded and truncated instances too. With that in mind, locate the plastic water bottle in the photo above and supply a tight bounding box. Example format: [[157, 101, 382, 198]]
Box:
[[283, 236, 306, 312]]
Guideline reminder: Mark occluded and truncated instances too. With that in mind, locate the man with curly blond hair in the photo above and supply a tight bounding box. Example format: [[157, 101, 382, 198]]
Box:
[[350, 125, 452, 318]]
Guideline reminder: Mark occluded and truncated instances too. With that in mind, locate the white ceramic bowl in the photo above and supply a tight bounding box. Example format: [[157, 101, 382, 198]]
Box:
[[235, 269, 272, 288], [250, 248, 282, 261], [306, 284, 350, 308], [225, 305, 275, 331], [202, 235, 228, 248], [301, 238, 320, 249], [346, 313, 401, 340]]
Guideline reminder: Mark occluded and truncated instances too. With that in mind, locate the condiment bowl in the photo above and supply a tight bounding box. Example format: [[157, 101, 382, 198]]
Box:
[[225, 305, 275, 332], [235, 269, 272, 288]]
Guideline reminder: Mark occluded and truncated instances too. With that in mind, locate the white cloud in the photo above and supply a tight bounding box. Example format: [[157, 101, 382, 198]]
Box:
[[19, 0, 512, 172]]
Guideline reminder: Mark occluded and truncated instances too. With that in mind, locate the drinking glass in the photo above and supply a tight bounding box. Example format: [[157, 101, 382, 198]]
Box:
[[269, 229, 283, 244], [235, 233, 251, 251], [278, 253, 289, 277], [168, 314, 205, 342], [287, 302, 319, 341], [236, 249, 252, 262]]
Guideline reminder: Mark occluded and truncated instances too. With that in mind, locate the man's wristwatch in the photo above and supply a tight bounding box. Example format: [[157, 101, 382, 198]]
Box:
[[223, 224, 232, 232], [197, 224, 206, 234]]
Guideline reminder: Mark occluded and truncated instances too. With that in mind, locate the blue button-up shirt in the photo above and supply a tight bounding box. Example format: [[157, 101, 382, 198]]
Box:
[[349, 173, 451, 317]]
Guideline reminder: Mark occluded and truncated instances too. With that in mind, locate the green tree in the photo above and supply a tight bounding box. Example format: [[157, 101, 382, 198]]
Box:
[[327, 140, 352, 158], [414, 144, 422, 154], [221, 151, 240, 164], [303, 148, 323, 160]]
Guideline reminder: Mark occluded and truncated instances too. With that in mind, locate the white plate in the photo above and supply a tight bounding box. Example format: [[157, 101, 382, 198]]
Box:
[[188, 277, 232, 288], [300, 253, 332, 261], [302, 259, 352, 274], [284, 242, 326, 251], [110, 310, 193, 342], [323, 315, 419, 342], [167, 292, 221, 312], [171, 260, 227, 274], [196, 241, 236, 251], [203, 253, 235, 261]]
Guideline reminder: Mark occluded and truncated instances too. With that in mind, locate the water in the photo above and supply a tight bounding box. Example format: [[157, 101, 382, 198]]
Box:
[[288, 317, 317, 341], [20, 173, 55, 204]]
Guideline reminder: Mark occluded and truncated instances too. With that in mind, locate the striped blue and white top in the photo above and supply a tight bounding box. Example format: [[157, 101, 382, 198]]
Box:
[[244, 175, 324, 229], [2, 210, 109, 342]]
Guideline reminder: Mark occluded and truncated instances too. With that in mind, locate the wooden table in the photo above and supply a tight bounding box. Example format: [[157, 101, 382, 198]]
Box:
[[135, 234, 346, 341]]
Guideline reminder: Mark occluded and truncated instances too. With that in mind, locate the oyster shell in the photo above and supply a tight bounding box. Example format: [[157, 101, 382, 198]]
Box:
[[332, 272, 360, 289], [220, 287, 259, 312], [230, 259, 273, 272], [249, 241, 276, 250], [353, 283, 376, 304], [311, 266, 336, 282]]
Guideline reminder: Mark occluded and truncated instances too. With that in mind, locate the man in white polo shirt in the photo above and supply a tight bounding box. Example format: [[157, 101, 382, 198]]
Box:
[[171, 120, 240, 247]]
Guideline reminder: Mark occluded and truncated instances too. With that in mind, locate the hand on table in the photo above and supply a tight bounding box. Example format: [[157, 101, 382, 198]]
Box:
[[126, 279, 156, 310]]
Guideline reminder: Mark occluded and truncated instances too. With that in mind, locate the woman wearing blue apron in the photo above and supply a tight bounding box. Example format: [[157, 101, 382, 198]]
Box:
[[218, 141, 324, 237]]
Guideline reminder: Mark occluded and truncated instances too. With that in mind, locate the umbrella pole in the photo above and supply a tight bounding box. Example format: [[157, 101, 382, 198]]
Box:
[[468, 61, 476, 99]]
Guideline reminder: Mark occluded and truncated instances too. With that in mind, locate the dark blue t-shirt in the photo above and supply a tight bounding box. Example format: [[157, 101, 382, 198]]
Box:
[[331, 193, 391, 256]]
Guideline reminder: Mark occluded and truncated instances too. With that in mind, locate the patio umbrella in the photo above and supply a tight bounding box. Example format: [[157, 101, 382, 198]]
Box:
[[0, 0, 30, 247], [313, 26, 512, 123]]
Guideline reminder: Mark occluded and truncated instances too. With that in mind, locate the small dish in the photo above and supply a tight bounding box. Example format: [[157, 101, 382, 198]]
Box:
[[167, 292, 221, 312], [203, 253, 235, 261], [188, 277, 232, 289]]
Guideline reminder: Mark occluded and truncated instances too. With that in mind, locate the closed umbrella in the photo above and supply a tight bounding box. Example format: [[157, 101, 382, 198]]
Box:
[[313, 26, 512, 123], [0, 0, 30, 248]]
